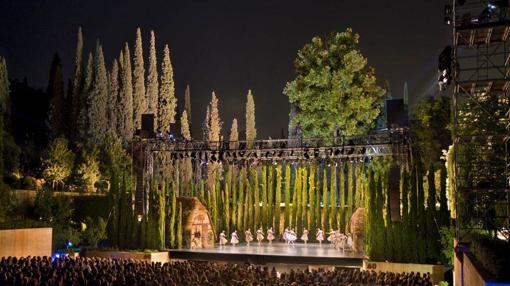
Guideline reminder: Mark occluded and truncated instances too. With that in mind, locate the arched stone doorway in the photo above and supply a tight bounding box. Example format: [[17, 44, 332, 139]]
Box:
[[178, 197, 215, 249]]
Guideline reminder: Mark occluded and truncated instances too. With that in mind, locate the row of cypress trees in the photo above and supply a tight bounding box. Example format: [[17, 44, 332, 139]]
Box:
[[187, 160, 365, 241], [366, 158, 450, 264]]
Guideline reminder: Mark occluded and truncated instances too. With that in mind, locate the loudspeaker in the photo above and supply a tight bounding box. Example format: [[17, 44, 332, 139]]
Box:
[[386, 99, 408, 128], [141, 113, 155, 138]]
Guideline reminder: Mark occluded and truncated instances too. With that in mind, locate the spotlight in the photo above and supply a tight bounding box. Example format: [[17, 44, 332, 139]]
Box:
[[314, 149, 320, 158], [444, 5, 452, 25]]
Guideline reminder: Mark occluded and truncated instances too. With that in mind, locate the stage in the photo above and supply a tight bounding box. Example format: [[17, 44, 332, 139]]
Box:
[[169, 243, 364, 267]]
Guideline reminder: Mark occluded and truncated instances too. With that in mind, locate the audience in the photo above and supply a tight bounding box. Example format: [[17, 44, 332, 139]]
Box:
[[0, 256, 434, 286]]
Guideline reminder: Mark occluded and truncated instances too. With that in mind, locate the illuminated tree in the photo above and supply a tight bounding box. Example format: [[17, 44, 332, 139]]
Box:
[[274, 164, 282, 235], [41, 137, 75, 189], [229, 118, 238, 149], [108, 59, 119, 131], [202, 106, 210, 141], [184, 84, 192, 130], [46, 53, 65, 138], [308, 163, 316, 236], [245, 90, 256, 145], [284, 28, 385, 139], [133, 27, 146, 129], [88, 43, 109, 140], [77, 147, 101, 192], [321, 169, 329, 231], [177, 202, 183, 248], [330, 164, 337, 230], [158, 44, 176, 131], [284, 163, 291, 228], [207, 92, 222, 143], [180, 110, 191, 140], [119, 44, 134, 142], [146, 31, 159, 122]]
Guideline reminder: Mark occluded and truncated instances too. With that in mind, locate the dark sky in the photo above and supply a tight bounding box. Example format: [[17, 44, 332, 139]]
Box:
[[0, 0, 450, 138]]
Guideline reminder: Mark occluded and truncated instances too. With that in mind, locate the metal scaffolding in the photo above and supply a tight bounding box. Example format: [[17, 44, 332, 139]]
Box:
[[131, 129, 410, 215], [452, 0, 510, 242]]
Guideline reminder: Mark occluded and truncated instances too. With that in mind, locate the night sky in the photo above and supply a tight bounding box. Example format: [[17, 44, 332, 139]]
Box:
[[0, 0, 450, 138]]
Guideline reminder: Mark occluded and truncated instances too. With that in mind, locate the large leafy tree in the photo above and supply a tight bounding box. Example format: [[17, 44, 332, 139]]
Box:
[[284, 28, 385, 139], [41, 137, 75, 189]]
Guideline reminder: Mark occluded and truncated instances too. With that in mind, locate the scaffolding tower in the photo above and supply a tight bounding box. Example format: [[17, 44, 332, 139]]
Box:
[[452, 0, 510, 242]]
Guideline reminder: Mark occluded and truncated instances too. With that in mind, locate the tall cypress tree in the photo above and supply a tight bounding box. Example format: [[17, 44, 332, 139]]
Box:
[[253, 167, 260, 230], [268, 164, 274, 230], [301, 166, 308, 232], [88, 42, 109, 140], [295, 167, 303, 232], [108, 59, 119, 131], [184, 84, 192, 132], [71, 27, 84, 141], [261, 165, 268, 230], [330, 163, 338, 230], [238, 167, 245, 232], [245, 89, 256, 146], [284, 163, 291, 229], [207, 92, 222, 143], [229, 118, 238, 149], [274, 164, 282, 235], [158, 44, 176, 132], [308, 163, 316, 237], [322, 168, 329, 231], [46, 53, 65, 138], [132, 28, 146, 129], [177, 201, 183, 248], [146, 31, 159, 123], [180, 110, 191, 140], [426, 164, 440, 261], [119, 44, 134, 142], [439, 164, 450, 227], [77, 53, 93, 139]]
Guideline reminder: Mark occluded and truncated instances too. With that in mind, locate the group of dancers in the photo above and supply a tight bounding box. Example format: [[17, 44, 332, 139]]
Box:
[[218, 227, 353, 251]]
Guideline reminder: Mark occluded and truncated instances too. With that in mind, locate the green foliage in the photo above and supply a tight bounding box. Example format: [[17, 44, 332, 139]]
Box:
[[80, 216, 107, 247], [284, 163, 291, 229], [42, 137, 75, 189], [34, 188, 74, 224], [439, 226, 455, 268], [177, 201, 183, 249], [52, 224, 80, 251], [76, 143, 101, 192], [411, 96, 451, 167], [274, 164, 282, 235], [284, 28, 385, 139]]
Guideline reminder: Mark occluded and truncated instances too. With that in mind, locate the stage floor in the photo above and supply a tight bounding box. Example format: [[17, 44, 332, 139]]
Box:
[[170, 243, 364, 267]]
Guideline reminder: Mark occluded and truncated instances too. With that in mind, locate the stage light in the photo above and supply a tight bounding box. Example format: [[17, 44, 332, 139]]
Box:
[[444, 5, 452, 25], [314, 149, 320, 158]]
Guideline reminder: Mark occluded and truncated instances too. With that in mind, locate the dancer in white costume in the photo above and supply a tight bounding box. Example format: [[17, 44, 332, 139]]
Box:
[[267, 227, 275, 244], [316, 228, 325, 245], [288, 228, 297, 245], [219, 230, 228, 246], [230, 230, 239, 246], [283, 228, 290, 244], [245, 229, 254, 246], [327, 229, 336, 247], [301, 228, 309, 244], [256, 227, 265, 245]]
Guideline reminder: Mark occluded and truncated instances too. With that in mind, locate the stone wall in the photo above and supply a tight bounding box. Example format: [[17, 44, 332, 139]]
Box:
[[0, 228, 52, 257]]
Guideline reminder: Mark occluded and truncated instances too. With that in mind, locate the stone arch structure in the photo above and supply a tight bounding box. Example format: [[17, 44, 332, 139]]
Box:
[[177, 197, 215, 249]]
